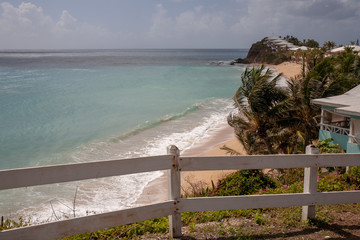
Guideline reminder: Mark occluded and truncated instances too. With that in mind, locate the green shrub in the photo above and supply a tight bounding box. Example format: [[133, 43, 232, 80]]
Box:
[[276, 168, 304, 186], [315, 138, 343, 153], [254, 212, 266, 225], [214, 170, 278, 196], [317, 175, 349, 192], [344, 166, 360, 188], [0, 216, 30, 231]]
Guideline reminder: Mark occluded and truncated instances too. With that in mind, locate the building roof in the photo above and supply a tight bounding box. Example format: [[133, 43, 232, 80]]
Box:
[[312, 85, 360, 117], [289, 46, 308, 51], [264, 37, 306, 51], [330, 45, 360, 54]]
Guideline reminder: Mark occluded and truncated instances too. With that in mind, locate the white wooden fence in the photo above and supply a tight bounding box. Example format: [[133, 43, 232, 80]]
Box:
[[0, 145, 360, 239]]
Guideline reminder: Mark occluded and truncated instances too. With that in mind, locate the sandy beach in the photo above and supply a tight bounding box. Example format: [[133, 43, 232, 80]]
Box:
[[135, 124, 245, 205], [269, 61, 302, 79], [136, 61, 302, 205]]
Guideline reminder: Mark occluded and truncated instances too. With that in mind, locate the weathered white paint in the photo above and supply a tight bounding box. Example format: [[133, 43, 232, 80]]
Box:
[[180, 191, 360, 213], [0, 201, 174, 240], [302, 145, 319, 220], [180, 154, 360, 171], [0, 155, 172, 190], [167, 145, 182, 238], [1, 147, 360, 239]]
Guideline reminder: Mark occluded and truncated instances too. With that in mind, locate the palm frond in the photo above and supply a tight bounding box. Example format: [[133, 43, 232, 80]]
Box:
[[220, 145, 242, 156]]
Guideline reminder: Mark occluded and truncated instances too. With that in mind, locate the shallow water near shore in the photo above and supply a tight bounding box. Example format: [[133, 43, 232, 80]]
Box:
[[0, 49, 247, 223]]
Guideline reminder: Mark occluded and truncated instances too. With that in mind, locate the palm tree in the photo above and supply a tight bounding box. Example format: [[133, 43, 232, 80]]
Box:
[[323, 41, 336, 51], [282, 75, 320, 148], [228, 49, 360, 155], [228, 65, 288, 154], [330, 47, 360, 95]]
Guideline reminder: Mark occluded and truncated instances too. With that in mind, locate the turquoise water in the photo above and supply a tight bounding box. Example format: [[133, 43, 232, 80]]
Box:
[[0, 49, 247, 222]]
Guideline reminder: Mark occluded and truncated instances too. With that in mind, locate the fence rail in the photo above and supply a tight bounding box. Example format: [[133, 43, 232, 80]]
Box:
[[1, 145, 360, 239]]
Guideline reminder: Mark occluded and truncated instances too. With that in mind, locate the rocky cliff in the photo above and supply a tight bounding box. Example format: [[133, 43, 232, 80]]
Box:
[[234, 38, 291, 65]]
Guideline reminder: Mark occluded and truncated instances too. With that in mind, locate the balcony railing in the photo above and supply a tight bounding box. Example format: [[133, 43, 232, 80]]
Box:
[[320, 123, 350, 136]]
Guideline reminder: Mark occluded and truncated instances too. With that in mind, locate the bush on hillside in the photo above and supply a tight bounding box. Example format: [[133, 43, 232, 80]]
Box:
[[344, 167, 360, 188], [214, 170, 278, 196]]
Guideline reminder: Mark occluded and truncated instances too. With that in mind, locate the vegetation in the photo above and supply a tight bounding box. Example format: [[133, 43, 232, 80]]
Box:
[[315, 138, 343, 154], [228, 45, 360, 155], [2, 168, 360, 239], [0, 216, 30, 231], [60, 41, 360, 238], [280, 35, 319, 48], [3, 38, 360, 239], [183, 170, 278, 198], [56, 167, 360, 239], [323, 40, 336, 51], [227, 65, 288, 154]]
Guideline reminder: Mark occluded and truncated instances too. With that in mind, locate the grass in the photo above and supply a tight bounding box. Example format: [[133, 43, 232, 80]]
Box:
[[58, 167, 360, 239]]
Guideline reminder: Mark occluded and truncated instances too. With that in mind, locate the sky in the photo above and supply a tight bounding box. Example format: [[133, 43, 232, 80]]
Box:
[[0, 0, 359, 49]]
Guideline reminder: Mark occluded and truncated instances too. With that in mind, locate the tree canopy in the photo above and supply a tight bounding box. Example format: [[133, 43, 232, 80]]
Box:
[[228, 46, 360, 155]]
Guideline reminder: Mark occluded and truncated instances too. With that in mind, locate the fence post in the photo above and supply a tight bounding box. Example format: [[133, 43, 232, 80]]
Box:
[[302, 144, 319, 220], [167, 145, 182, 238]]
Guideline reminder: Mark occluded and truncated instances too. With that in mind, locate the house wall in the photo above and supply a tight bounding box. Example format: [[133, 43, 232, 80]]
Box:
[[318, 106, 360, 153], [348, 118, 360, 153], [351, 118, 360, 136], [347, 142, 360, 153]]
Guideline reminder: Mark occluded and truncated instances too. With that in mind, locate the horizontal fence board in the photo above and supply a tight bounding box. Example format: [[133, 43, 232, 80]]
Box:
[[0, 201, 174, 240], [180, 154, 360, 171], [180, 191, 360, 212], [0, 155, 172, 190]]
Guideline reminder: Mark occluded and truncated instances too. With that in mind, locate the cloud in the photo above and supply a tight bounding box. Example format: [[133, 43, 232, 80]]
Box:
[[0, 2, 129, 49], [0, 2, 53, 40], [0, 1, 359, 49], [230, 0, 360, 46], [288, 0, 360, 20], [146, 4, 230, 48], [56, 10, 77, 30]]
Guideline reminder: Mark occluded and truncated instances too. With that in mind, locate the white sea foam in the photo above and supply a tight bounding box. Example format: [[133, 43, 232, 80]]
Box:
[[2, 98, 235, 224], [142, 100, 234, 156], [0, 49, 245, 224], [14, 171, 164, 223]]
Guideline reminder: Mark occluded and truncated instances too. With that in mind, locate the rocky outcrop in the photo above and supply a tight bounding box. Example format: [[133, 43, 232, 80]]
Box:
[[234, 38, 292, 65]]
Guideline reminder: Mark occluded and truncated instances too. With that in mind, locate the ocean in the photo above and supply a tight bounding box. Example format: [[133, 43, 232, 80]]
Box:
[[0, 49, 247, 223]]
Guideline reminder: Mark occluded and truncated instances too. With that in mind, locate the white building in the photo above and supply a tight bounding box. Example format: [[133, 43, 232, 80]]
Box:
[[312, 85, 360, 153]]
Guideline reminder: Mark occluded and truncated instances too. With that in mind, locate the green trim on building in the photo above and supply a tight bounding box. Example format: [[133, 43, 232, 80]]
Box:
[[347, 142, 360, 153], [350, 115, 360, 120], [319, 130, 349, 150], [321, 105, 336, 110]]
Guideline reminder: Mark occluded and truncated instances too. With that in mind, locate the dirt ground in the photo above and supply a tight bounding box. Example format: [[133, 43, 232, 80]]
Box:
[[139, 204, 360, 240]]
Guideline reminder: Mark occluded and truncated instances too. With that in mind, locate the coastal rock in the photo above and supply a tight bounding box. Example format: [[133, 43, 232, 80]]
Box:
[[242, 38, 291, 64]]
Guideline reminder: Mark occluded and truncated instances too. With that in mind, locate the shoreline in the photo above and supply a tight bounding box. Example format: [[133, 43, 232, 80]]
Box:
[[135, 60, 302, 206], [135, 124, 245, 205]]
